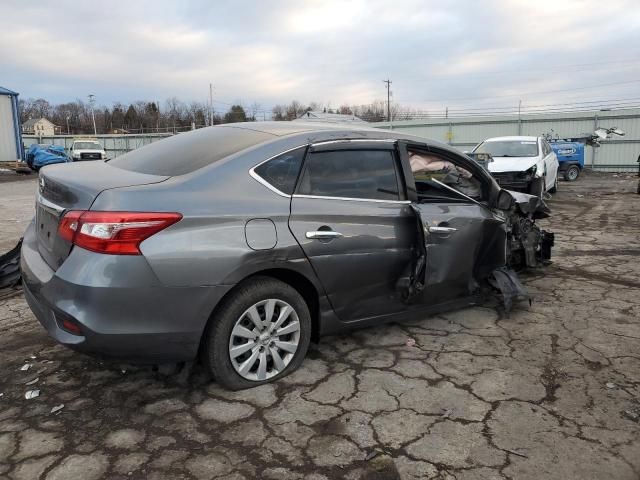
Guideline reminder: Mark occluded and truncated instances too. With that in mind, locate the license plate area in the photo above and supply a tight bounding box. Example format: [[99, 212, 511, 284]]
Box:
[[36, 204, 61, 250]]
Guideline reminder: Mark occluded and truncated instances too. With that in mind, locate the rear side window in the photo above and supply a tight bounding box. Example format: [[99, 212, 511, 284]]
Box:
[[253, 147, 306, 195], [297, 150, 400, 201], [108, 126, 273, 176]]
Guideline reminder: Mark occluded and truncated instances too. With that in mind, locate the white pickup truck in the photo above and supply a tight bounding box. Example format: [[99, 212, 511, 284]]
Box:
[[69, 139, 107, 161]]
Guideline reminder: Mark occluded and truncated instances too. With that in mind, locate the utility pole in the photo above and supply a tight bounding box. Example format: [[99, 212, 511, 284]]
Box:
[[517, 99, 522, 135], [209, 83, 214, 126], [383, 79, 392, 122], [88, 94, 97, 135]]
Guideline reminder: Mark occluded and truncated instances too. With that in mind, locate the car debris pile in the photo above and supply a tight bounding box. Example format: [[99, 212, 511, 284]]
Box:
[[400, 187, 553, 312], [0, 238, 22, 291]]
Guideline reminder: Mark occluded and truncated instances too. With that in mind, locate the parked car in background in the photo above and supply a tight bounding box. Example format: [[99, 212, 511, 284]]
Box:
[[21, 123, 553, 390], [70, 139, 107, 161], [472, 136, 559, 196]]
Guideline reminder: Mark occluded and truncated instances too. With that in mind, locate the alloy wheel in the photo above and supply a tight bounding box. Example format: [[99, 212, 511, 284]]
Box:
[[228, 299, 300, 381]]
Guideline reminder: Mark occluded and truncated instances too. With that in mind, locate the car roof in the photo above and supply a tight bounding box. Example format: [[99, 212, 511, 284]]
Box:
[[483, 136, 539, 142], [219, 121, 454, 148], [225, 121, 385, 136]]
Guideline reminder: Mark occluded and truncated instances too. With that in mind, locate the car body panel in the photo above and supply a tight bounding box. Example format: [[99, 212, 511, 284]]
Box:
[[21, 221, 231, 360], [414, 202, 506, 305], [289, 196, 415, 322], [487, 156, 539, 173]]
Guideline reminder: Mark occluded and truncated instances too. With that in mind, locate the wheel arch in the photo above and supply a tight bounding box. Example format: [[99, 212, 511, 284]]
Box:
[[200, 267, 322, 355]]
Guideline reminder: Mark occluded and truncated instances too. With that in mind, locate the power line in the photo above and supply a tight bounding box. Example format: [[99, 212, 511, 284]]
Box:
[[445, 97, 640, 113], [430, 57, 640, 78], [422, 79, 640, 103]]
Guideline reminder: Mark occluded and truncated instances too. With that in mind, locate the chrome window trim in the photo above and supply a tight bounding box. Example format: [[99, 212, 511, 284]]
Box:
[[310, 138, 396, 147], [293, 194, 410, 205], [248, 145, 309, 198], [249, 139, 404, 203]]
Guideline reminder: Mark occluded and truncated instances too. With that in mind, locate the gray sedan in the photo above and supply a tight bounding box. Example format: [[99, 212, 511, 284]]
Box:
[[21, 122, 552, 390]]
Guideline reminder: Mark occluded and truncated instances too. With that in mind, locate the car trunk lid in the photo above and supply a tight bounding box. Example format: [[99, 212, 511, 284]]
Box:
[[35, 161, 169, 270]]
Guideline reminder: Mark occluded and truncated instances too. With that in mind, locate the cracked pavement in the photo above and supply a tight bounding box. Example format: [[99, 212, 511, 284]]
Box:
[[0, 171, 639, 479]]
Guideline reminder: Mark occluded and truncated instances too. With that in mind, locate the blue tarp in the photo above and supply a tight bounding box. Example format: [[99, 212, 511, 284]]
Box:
[[26, 144, 71, 169]]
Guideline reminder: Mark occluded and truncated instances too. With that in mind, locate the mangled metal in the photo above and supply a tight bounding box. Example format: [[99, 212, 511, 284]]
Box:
[[0, 239, 22, 289], [401, 173, 553, 310], [503, 190, 554, 269], [488, 267, 531, 313]]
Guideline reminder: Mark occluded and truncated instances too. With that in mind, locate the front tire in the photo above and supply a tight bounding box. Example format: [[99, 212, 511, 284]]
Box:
[[202, 277, 311, 390]]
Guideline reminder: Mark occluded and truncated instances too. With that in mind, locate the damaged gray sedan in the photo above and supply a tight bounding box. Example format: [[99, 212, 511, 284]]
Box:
[[21, 123, 553, 390]]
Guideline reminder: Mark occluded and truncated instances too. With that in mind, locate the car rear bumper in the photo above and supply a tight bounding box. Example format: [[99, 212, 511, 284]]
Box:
[[20, 221, 232, 362]]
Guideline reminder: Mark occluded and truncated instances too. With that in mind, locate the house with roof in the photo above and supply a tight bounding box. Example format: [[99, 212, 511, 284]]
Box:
[[22, 117, 58, 136]]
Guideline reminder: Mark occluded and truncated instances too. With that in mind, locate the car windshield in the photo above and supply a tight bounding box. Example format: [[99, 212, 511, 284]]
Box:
[[73, 142, 102, 149], [474, 140, 538, 157]]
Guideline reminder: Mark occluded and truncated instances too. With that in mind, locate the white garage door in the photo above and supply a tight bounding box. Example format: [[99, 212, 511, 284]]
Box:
[[0, 95, 20, 162]]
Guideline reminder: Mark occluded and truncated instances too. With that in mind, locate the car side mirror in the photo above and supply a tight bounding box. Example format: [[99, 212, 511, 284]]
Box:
[[496, 189, 514, 210]]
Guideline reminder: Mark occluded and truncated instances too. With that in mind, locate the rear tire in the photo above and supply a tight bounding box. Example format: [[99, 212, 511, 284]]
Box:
[[202, 276, 311, 390], [564, 165, 580, 181]]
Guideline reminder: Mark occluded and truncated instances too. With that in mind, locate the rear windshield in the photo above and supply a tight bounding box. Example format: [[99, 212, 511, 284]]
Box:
[[108, 126, 274, 176], [474, 140, 539, 157]]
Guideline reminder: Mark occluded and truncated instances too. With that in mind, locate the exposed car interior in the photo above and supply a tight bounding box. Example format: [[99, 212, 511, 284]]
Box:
[[408, 148, 483, 202]]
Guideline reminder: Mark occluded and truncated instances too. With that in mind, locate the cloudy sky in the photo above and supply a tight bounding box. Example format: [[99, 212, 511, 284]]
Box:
[[2, 0, 639, 115]]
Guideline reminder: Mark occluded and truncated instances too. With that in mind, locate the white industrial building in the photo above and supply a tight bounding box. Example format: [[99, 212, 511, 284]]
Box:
[[0, 86, 23, 163], [375, 108, 640, 171]]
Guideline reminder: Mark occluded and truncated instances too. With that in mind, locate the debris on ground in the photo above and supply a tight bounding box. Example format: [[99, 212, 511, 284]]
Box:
[[606, 382, 617, 389], [504, 448, 529, 458], [25, 390, 40, 400], [488, 267, 530, 313], [25, 377, 39, 385], [19, 363, 30, 371], [365, 450, 378, 461], [0, 238, 22, 289], [405, 338, 416, 347], [51, 404, 65, 414]]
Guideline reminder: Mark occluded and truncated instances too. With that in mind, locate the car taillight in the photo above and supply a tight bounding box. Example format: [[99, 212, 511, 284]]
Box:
[[58, 211, 182, 255]]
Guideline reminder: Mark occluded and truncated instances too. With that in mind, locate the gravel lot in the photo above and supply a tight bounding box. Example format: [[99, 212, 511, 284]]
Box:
[[1, 171, 639, 480]]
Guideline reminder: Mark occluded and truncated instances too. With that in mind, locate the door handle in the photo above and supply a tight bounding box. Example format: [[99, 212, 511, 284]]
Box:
[[305, 230, 343, 239], [428, 226, 457, 234]]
